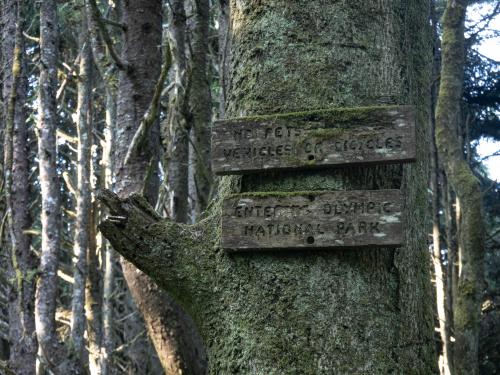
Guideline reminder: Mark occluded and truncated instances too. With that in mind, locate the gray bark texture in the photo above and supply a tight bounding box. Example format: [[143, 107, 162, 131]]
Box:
[[100, 90, 116, 375], [189, 0, 213, 217], [35, 0, 65, 371], [165, 0, 190, 223], [112, 0, 208, 373], [1, 0, 37, 373], [101, 0, 439, 373], [70, 18, 93, 371]]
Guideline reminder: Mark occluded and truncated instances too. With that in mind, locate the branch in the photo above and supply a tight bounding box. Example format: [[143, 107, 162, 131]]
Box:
[[98, 190, 215, 309], [100, 17, 127, 31], [124, 46, 172, 165], [87, 0, 128, 71], [56, 49, 83, 101]]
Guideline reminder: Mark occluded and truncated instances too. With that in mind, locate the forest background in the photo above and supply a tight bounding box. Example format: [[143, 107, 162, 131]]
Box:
[[0, 0, 499, 374]]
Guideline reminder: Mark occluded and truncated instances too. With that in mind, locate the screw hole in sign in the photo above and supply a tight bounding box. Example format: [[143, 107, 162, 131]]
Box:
[[306, 236, 315, 244]]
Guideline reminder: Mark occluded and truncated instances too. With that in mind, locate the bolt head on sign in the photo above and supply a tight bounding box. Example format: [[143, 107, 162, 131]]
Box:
[[222, 190, 403, 251], [212, 105, 416, 174]]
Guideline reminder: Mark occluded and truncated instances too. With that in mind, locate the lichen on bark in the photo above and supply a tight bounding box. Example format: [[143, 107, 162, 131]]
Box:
[[101, 0, 438, 373]]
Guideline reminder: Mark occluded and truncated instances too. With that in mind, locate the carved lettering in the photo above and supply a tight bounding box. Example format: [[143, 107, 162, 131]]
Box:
[[212, 106, 416, 175], [222, 190, 403, 250]]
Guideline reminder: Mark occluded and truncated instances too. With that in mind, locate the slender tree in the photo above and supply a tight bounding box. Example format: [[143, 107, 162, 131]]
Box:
[[166, 0, 190, 223], [435, 1, 485, 374], [70, 13, 93, 371], [2, 0, 37, 373], [189, 0, 213, 217], [112, 0, 207, 372], [35, 0, 64, 371], [101, 0, 438, 372]]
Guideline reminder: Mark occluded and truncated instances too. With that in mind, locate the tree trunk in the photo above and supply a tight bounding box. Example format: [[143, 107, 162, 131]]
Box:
[[435, 1, 485, 374], [86, 202, 103, 375], [429, 6, 451, 372], [35, 0, 64, 371], [100, 89, 116, 375], [101, 0, 438, 373], [70, 18, 93, 371], [431, 117, 451, 375], [1, 0, 37, 373], [113, 0, 207, 373], [189, 0, 213, 217], [166, 0, 190, 223]]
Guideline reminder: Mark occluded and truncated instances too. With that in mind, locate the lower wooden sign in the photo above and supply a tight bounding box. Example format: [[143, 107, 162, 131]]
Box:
[[222, 190, 403, 250]]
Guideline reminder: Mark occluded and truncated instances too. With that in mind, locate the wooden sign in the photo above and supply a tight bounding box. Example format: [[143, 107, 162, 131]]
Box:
[[212, 106, 416, 175], [222, 190, 403, 250]]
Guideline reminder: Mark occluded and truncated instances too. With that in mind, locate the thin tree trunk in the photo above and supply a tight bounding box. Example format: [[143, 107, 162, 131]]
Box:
[[86, 202, 103, 375], [70, 20, 93, 371], [2, 1, 37, 373], [429, 5, 451, 372], [35, 0, 64, 371], [113, 0, 207, 373], [166, 0, 190, 223], [431, 121, 451, 375], [217, 0, 229, 120], [101, 90, 116, 375], [435, 1, 485, 374], [189, 0, 212, 218], [442, 172, 456, 369]]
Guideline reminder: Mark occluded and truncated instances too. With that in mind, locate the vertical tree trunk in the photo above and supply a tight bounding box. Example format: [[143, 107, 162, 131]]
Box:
[[35, 0, 64, 371], [217, 0, 229, 119], [431, 122, 451, 375], [429, 5, 451, 372], [101, 90, 116, 375], [189, 0, 212, 217], [1, 0, 37, 373], [101, 0, 438, 372], [86, 202, 103, 375], [70, 19, 93, 371], [166, 0, 190, 223], [113, 0, 207, 373], [435, 1, 485, 374]]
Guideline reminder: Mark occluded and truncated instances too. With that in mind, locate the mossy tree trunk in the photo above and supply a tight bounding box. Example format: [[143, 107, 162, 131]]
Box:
[[435, 1, 485, 374], [1, 0, 37, 373], [101, 0, 438, 373], [113, 0, 208, 373]]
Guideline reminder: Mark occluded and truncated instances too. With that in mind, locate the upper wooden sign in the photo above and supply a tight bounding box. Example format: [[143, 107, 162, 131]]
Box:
[[222, 190, 403, 251], [212, 105, 416, 175]]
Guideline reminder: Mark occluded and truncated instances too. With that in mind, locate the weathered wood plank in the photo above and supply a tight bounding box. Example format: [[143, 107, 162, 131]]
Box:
[[212, 106, 416, 175], [222, 190, 403, 250]]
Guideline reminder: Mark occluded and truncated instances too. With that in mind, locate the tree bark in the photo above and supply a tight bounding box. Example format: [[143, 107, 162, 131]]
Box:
[[166, 0, 190, 223], [100, 89, 116, 375], [70, 18, 93, 371], [429, 5, 451, 372], [113, 0, 207, 373], [35, 0, 64, 371], [435, 1, 485, 374], [101, 0, 438, 373], [1, 0, 37, 373], [189, 0, 213, 217], [86, 202, 103, 375], [431, 116, 451, 375]]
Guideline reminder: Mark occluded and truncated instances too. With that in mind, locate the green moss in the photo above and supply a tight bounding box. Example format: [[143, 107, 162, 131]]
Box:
[[227, 190, 335, 199], [223, 105, 402, 123]]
